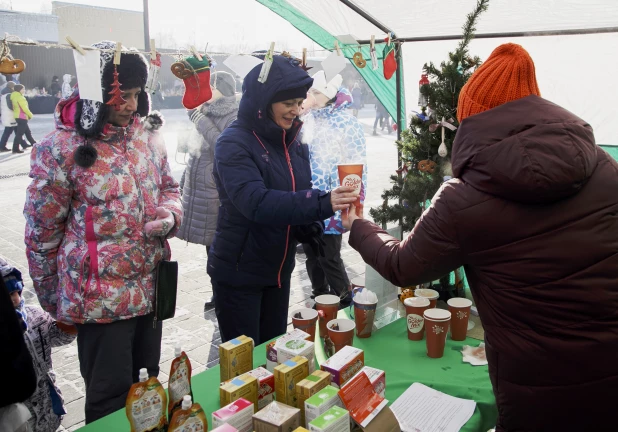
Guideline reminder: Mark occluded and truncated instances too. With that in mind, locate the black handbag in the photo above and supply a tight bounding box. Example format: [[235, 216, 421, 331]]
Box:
[[153, 239, 178, 327]]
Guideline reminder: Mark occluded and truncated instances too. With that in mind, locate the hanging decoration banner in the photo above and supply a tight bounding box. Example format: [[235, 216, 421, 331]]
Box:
[[72, 49, 102, 102]]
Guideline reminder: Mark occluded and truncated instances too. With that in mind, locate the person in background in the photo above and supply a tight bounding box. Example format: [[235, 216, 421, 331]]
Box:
[[350, 82, 362, 117], [372, 101, 391, 135], [208, 55, 358, 345], [0, 272, 36, 432], [177, 71, 239, 312], [300, 71, 367, 306], [1, 257, 76, 432], [61, 74, 73, 99], [10, 84, 35, 154], [343, 43, 618, 431], [24, 41, 182, 424], [50, 76, 61, 98], [0, 81, 16, 152]]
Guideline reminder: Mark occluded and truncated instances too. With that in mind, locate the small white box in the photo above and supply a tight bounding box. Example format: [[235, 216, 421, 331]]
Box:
[[308, 406, 350, 432], [304, 386, 343, 427], [212, 398, 254, 432], [276, 338, 316, 373]]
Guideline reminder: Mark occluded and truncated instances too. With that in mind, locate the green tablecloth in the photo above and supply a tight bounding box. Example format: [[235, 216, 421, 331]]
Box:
[[77, 315, 497, 431]]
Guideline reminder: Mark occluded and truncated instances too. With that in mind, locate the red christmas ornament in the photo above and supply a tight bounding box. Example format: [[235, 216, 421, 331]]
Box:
[[106, 65, 127, 111]]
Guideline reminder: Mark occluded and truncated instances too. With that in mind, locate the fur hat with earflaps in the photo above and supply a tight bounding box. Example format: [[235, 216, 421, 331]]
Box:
[[74, 41, 155, 168]]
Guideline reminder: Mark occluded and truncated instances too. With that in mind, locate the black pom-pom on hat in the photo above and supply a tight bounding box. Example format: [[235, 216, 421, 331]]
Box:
[[74, 143, 98, 168]]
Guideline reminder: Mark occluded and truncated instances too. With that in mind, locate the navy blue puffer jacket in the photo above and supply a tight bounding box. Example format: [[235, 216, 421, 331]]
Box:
[[208, 56, 335, 287]]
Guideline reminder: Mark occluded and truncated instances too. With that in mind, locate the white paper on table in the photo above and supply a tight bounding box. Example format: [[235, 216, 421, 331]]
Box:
[[321, 51, 348, 82], [72, 50, 102, 102], [223, 54, 263, 79], [390, 383, 476, 432]]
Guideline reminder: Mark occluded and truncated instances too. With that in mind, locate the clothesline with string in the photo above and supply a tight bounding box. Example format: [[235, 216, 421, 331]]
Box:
[[3, 38, 354, 59], [3, 35, 393, 60]]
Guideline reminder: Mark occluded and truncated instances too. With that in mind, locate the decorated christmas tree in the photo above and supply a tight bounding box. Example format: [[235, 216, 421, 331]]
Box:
[[369, 0, 489, 294], [370, 0, 489, 233]]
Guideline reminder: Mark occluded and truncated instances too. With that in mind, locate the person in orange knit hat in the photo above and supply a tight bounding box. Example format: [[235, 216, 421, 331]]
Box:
[[457, 42, 541, 122], [342, 42, 618, 431]]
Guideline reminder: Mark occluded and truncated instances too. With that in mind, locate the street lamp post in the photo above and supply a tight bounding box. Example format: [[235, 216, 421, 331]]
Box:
[[143, 0, 150, 52]]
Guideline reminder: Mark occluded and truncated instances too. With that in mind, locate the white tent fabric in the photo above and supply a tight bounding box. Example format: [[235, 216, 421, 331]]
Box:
[[403, 33, 618, 144], [281, 0, 618, 144], [285, 0, 618, 39]]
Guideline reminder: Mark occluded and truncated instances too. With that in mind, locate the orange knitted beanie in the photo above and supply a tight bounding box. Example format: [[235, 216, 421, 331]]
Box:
[[457, 43, 540, 122]]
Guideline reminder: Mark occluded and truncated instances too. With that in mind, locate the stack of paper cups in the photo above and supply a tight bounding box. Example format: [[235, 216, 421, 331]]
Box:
[[423, 309, 451, 358]]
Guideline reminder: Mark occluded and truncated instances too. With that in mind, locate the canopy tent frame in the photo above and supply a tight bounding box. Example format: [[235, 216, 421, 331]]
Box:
[[334, 0, 618, 145]]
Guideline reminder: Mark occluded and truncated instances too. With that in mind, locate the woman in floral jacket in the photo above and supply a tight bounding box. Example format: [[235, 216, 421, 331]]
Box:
[[23, 41, 182, 423]]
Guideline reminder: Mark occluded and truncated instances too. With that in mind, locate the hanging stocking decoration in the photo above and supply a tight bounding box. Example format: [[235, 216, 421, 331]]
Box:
[[382, 33, 397, 80], [145, 53, 161, 95], [106, 65, 127, 111], [171, 53, 212, 109]]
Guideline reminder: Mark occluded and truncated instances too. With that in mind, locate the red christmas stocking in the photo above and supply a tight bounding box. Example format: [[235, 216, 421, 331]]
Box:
[[383, 37, 397, 80], [171, 56, 212, 109]]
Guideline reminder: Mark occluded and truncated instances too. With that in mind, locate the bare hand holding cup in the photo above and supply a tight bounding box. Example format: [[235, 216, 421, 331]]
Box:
[[331, 186, 359, 213], [342, 203, 363, 230]]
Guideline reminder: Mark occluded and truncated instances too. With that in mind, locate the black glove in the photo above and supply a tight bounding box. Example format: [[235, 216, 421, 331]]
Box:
[[294, 221, 326, 258]]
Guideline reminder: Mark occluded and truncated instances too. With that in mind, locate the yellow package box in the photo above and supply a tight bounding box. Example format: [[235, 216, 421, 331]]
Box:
[[294, 428, 310, 432], [219, 335, 254, 382], [274, 355, 309, 407], [296, 370, 331, 426], [220, 372, 258, 412]]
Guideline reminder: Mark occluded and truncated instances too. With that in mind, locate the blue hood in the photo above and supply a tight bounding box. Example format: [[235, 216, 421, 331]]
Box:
[[238, 55, 313, 138]]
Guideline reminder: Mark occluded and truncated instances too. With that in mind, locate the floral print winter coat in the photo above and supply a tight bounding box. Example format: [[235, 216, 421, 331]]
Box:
[[24, 94, 182, 324]]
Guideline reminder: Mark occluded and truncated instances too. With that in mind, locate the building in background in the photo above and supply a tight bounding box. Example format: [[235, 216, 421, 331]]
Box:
[[0, 9, 58, 43], [52, 1, 144, 50]]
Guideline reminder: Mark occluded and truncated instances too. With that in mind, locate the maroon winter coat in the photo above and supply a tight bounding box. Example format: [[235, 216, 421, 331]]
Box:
[[350, 96, 618, 431]]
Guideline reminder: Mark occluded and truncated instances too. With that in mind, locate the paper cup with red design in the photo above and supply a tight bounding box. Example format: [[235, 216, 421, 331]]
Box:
[[315, 295, 340, 338], [423, 309, 451, 358], [337, 163, 364, 222], [404, 297, 431, 341], [414, 288, 440, 308], [447, 297, 472, 341], [327, 318, 355, 353], [291, 308, 319, 342]]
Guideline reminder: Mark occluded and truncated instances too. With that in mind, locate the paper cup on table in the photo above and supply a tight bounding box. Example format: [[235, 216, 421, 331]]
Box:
[[415, 288, 440, 308], [353, 300, 377, 338], [291, 308, 319, 342], [327, 319, 355, 353], [337, 163, 364, 222], [447, 297, 473, 341], [404, 297, 431, 341], [315, 294, 340, 338], [423, 309, 451, 358]]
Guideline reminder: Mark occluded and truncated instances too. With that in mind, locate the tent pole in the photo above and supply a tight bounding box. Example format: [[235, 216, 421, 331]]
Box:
[[395, 43, 402, 146], [357, 26, 618, 45]]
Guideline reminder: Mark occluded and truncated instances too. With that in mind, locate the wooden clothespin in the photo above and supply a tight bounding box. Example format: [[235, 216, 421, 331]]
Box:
[[190, 46, 203, 61], [150, 39, 156, 60], [114, 42, 122, 65], [370, 35, 378, 70], [66, 36, 86, 56], [387, 33, 392, 45], [302, 48, 307, 68], [258, 42, 275, 84], [334, 41, 342, 56]]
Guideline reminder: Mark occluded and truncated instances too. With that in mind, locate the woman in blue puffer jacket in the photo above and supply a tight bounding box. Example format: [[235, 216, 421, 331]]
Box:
[[208, 55, 357, 344]]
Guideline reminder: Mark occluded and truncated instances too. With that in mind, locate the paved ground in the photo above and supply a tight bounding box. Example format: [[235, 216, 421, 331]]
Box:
[[0, 106, 397, 430]]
